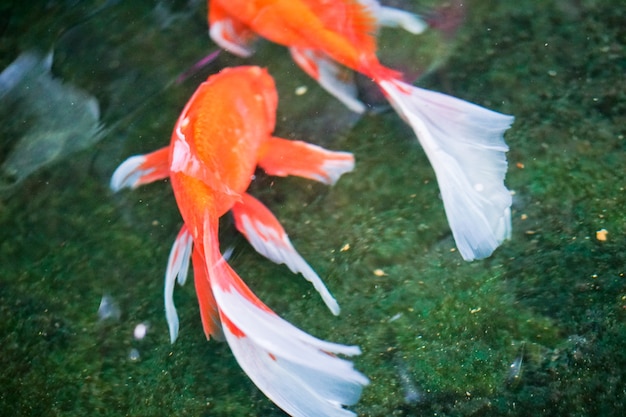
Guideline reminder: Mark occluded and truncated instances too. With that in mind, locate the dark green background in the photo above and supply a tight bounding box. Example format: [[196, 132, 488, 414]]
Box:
[[1, 1, 624, 416]]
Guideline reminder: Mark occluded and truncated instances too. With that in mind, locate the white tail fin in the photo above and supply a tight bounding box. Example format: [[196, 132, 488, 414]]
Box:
[[380, 80, 514, 260], [204, 218, 368, 417]]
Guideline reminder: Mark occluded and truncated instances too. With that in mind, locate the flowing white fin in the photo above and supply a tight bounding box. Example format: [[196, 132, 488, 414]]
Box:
[[380, 80, 514, 260], [164, 226, 193, 343], [220, 292, 368, 417], [378, 6, 427, 34], [204, 219, 368, 417], [232, 193, 340, 315], [354, 0, 427, 34], [290, 47, 366, 113]]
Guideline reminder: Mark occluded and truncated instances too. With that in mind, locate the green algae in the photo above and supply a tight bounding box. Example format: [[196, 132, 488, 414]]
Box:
[[1, 0, 625, 416]]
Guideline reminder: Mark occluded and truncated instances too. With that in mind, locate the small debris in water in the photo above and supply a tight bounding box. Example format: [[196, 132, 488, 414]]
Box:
[[506, 343, 525, 386], [596, 228, 608, 241], [134, 323, 148, 340], [97, 294, 121, 321], [128, 348, 140, 361], [388, 313, 403, 322], [396, 356, 424, 405]]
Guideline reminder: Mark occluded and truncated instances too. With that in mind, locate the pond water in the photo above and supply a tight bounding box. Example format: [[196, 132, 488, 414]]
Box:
[[1, 1, 624, 416]]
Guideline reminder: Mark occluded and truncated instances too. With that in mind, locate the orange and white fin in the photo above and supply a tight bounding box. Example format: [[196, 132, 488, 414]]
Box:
[[203, 218, 368, 417], [380, 79, 514, 261], [164, 226, 193, 343], [209, 4, 257, 57], [289, 47, 366, 113], [110, 146, 170, 191], [259, 136, 354, 186], [232, 193, 340, 315]]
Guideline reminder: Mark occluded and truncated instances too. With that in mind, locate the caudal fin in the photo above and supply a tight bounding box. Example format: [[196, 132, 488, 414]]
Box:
[[203, 218, 368, 417], [380, 80, 513, 261]]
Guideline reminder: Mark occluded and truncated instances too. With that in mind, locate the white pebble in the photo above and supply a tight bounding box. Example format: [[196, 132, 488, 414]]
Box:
[[134, 323, 148, 340]]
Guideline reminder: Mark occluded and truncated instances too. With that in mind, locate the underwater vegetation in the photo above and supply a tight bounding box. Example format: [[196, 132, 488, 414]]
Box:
[[0, 0, 625, 416]]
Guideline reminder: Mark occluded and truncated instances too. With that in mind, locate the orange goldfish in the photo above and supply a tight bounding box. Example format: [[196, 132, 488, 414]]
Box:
[[111, 66, 367, 417], [208, 0, 515, 261]]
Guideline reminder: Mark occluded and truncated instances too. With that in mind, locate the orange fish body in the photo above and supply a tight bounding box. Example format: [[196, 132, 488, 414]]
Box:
[[210, 0, 391, 79], [111, 66, 368, 417], [209, 0, 515, 261], [169, 67, 274, 233]]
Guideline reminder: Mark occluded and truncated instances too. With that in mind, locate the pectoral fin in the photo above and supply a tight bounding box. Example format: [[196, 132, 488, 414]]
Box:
[[289, 47, 366, 113], [232, 193, 340, 315], [110, 146, 170, 191], [209, 3, 258, 57], [258, 136, 354, 186]]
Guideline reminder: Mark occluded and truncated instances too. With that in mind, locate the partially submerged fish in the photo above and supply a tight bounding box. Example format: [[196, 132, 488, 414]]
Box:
[[208, 0, 514, 261], [111, 66, 367, 417], [0, 51, 102, 192]]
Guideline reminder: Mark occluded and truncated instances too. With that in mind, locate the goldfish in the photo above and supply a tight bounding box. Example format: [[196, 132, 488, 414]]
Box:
[[208, 0, 515, 261], [110, 66, 368, 417]]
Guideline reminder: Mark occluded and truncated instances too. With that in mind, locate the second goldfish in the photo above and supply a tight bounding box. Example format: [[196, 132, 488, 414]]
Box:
[[208, 0, 515, 261]]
